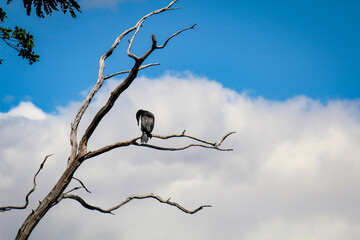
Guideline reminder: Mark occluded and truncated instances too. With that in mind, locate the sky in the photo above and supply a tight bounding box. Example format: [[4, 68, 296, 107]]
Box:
[[0, 0, 359, 111], [1, 0, 360, 239]]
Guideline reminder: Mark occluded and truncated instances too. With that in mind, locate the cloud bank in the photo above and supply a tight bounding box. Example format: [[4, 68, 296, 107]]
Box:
[[1, 73, 360, 240]]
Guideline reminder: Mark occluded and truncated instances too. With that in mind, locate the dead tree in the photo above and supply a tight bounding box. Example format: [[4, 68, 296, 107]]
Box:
[[0, 1, 234, 239]]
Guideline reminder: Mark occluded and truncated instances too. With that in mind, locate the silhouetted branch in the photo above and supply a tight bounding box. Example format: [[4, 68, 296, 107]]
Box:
[[62, 193, 211, 215], [0, 154, 52, 213]]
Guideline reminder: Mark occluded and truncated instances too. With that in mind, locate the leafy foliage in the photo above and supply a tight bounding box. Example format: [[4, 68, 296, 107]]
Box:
[[7, 0, 81, 18], [0, 8, 39, 64], [1, 0, 80, 64]]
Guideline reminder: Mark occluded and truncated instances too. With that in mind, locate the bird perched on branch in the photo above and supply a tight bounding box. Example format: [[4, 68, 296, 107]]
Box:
[[136, 109, 155, 143]]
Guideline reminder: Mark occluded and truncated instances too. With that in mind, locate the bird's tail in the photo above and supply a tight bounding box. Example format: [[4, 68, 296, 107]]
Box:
[[141, 132, 149, 143]]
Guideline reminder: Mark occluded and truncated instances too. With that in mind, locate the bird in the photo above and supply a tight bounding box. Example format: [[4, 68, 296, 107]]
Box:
[[136, 109, 155, 143]]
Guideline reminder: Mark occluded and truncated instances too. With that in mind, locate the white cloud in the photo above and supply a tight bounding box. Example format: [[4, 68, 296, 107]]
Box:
[[1, 73, 360, 239], [244, 216, 360, 240], [0, 101, 46, 120]]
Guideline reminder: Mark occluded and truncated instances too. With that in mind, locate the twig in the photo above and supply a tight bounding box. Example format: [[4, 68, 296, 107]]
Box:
[[156, 24, 197, 49], [216, 131, 236, 147], [72, 177, 91, 193], [153, 131, 216, 146], [0, 154, 52, 213], [104, 63, 160, 80], [62, 193, 211, 215], [63, 187, 82, 195]]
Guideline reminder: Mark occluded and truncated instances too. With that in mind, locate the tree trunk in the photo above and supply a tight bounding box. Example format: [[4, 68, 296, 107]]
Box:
[[15, 159, 82, 240]]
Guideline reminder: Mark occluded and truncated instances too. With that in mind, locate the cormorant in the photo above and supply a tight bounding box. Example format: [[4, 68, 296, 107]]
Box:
[[136, 109, 155, 143]]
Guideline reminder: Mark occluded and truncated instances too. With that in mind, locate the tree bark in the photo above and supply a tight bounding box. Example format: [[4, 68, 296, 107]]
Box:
[[15, 157, 82, 240]]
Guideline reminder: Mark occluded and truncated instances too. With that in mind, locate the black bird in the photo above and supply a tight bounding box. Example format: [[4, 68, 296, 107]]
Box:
[[136, 109, 155, 143]]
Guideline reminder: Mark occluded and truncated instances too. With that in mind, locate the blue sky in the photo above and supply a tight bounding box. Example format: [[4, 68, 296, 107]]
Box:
[[1, 0, 359, 112]]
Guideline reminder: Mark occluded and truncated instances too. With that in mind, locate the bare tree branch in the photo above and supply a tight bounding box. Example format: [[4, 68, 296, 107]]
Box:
[[62, 193, 211, 215], [62, 194, 115, 215], [69, 0, 182, 161], [104, 63, 160, 80], [153, 130, 216, 145], [78, 25, 195, 155], [156, 24, 197, 49], [63, 187, 82, 195], [127, 0, 181, 60], [215, 131, 235, 147], [139, 23, 196, 64], [72, 177, 91, 193], [84, 138, 137, 160], [0, 154, 52, 213], [84, 131, 235, 160], [133, 142, 233, 151]]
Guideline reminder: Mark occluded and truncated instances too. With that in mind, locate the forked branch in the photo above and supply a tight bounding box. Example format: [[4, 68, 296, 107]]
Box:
[[72, 177, 91, 193], [62, 193, 211, 215], [84, 131, 235, 160], [69, 0, 182, 160], [127, 0, 181, 60], [78, 23, 196, 154], [0, 154, 52, 212], [137, 131, 235, 151]]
